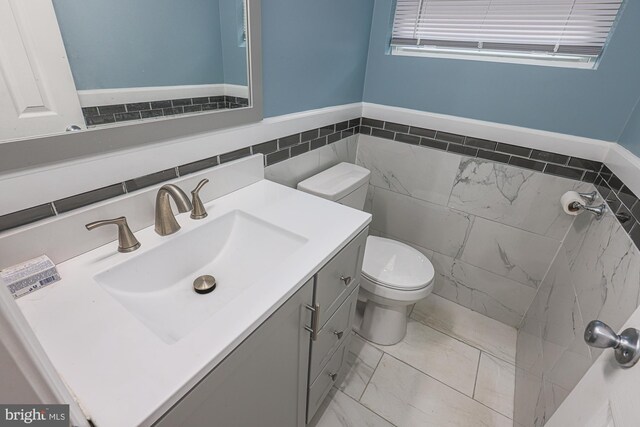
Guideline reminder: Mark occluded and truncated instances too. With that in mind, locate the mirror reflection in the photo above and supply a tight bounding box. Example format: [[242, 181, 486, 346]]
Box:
[[52, 0, 249, 127]]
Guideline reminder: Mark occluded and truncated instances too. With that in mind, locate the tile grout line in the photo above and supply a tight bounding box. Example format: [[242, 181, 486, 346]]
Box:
[[472, 350, 482, 399], [336, 387, 399, 427], [357, 336, 385, 402], [383, 353, 514, 421], [408, 312, 516, 367]]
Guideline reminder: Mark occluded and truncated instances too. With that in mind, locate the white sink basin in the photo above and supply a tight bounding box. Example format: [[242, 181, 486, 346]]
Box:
[[94, 210, 307, 344]]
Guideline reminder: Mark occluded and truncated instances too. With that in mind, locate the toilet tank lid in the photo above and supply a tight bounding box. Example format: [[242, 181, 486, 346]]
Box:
[[297, 162, 370, 201]]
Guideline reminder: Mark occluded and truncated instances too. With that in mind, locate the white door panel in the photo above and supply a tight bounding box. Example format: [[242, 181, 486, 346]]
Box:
[[0, 0, 84, 141], [547, 306, 640, 427]]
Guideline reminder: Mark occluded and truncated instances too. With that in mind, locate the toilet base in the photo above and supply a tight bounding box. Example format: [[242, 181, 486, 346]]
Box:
[[358, 300, 408, 346]]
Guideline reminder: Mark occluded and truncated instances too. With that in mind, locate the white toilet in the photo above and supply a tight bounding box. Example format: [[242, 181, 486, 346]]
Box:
[[298, 162, 434, 345]]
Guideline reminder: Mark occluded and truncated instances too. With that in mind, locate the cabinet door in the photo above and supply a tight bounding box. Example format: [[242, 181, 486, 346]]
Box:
[[0, 0, 85, 141], [154, 279, 313, 427]]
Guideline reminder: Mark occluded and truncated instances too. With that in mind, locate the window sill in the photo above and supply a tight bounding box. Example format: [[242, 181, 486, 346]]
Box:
[[391, 46, 597, 70]]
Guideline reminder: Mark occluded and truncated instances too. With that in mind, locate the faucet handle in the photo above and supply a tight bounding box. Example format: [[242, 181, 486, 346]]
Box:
[[85, 216, 141, 253], [190, 179, 209, 220]]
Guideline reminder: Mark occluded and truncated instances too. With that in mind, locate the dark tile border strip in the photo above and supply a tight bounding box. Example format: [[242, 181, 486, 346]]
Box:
[[0, 118, 361, 233], [82, 96, 250, 127], [358, 117, 601, 182], [2, 114, 639, 251], [358, 116, 640, 250], [594, 169, 640, 248]]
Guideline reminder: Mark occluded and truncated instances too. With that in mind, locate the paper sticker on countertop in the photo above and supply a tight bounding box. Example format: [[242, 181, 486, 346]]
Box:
[[1, 255, 61, 299]]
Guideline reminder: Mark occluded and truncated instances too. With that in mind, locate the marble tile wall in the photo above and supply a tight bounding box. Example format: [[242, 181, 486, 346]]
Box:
[[357, 134, 591, 327], [514, 208, 640, 426], [264, 135, 358, 188]]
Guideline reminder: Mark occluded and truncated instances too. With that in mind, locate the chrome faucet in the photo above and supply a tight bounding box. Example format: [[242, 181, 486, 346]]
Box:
[[155, 184, 193, 236]]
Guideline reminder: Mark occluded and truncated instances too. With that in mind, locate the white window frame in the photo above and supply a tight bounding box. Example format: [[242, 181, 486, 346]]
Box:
[[390, 0, 625, 70]]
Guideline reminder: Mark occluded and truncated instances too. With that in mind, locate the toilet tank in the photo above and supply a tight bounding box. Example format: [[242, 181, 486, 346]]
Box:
[[297, 162, 371, 210]]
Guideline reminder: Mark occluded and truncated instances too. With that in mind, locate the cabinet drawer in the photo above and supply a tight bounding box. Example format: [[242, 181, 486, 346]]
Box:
[[306, 334, 351, 423], [315, 228, 367, 327], [309, 285, 358, 382]]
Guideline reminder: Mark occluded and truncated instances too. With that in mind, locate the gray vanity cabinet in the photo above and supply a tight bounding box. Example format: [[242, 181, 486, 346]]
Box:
[[154, 278, 313, 427], [155, 227, 368, 427]]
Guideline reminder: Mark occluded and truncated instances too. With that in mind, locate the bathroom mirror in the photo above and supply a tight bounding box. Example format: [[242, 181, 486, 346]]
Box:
[[0, 0, 261, 159], [53, 0, 250, 128]]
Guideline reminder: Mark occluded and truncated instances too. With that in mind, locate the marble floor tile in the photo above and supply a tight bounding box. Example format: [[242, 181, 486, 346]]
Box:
[[370, 319, 480, 397], [412, 294, 517, 364], [371, 187, 474, 258], [474, 352, 516, 419], [338, 334, 383, 400], [361, 355, 512, 427], [460, 216, 560, 288], [309, 388, 394, 427], [447, 158, 588, 240], [350, 333, 384, 368], [356, 134, 460, 206], [430, 251, 537, 327]]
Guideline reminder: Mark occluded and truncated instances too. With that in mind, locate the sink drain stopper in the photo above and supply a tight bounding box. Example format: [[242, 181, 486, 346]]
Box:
[[193, 275, 216, 294]]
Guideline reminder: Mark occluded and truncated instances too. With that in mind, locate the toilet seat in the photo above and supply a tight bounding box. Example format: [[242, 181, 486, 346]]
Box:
[[362, 236, 434, 292]]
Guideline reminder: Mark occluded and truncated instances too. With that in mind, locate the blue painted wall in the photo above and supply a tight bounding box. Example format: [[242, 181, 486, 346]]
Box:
[[220, 0, 248, 86], [53, 0, 226, 89], [362, 0, 640, 142], [261, 0, 375, 117], [620, 97, 640, 155]]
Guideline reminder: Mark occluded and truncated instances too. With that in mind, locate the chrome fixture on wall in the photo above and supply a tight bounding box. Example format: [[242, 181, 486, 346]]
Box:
[[560, 190, 608, 220], [584, 320, 640, 368]]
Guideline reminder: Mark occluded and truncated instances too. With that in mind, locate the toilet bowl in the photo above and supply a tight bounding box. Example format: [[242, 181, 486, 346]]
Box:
[[297, 162, 435, 345]]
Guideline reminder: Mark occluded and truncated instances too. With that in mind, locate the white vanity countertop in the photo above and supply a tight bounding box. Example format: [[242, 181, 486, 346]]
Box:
[[16, 179, 371, 427]]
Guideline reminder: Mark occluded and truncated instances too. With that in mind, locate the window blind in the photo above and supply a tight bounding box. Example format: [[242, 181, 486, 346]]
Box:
[[392, 0, 624, 58]]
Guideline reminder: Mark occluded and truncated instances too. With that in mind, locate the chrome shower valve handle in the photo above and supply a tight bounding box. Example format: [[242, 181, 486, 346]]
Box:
[[584, 320, 640, 368]]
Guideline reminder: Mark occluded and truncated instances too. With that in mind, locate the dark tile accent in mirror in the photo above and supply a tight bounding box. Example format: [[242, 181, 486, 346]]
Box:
[[54, 184, 125, 214], [82, 96, 250, 128], [114, 112, 142, 122]]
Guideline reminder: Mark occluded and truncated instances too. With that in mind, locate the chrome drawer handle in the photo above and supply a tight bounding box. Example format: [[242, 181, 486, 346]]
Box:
[[328, 372, 337, 381], [304, 304, 320, 341], [340, 275, 352, 286], [333, 330, 344, 340]]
